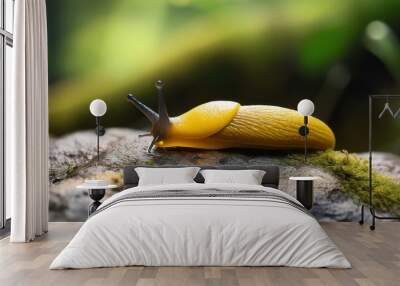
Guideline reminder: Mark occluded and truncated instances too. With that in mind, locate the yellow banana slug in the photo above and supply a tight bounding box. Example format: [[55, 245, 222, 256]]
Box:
[[127, 81, 335, 152]]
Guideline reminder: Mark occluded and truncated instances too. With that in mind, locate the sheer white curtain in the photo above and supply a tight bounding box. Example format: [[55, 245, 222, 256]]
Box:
[[7, 0, 49, 242]]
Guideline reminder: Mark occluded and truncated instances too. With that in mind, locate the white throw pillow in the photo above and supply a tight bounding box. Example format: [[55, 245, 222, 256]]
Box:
[[135, 167, 201, 186], [200, 169, 266, 185]]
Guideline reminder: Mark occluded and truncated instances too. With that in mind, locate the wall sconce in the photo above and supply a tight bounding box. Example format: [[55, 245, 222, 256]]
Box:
[[297, 99, 314, 163], [89, 99, 107, 163]]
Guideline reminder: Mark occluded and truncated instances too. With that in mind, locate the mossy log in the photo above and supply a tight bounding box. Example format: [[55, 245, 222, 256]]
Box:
[[49, 128, 399, 221]]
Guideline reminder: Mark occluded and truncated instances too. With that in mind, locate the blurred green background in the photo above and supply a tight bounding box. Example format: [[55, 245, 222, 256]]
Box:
[[47, 0, 400, 153]]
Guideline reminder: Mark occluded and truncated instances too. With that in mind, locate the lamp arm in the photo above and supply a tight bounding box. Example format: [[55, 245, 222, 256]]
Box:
[[96, 117, 100, 164], [304, 116, 308, 163]]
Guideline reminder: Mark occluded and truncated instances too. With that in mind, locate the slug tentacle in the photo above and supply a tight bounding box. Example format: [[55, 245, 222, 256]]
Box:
[[153, 80, 171, 142], [155, 80, 169, 123], [148, 135, 160, 153], [127, 94, 158, 124], [129, 82, 336, 152], [127, 80, 171, 152]]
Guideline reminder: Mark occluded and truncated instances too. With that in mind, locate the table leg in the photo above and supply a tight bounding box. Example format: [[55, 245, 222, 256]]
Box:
[[296, 180, 313, 210]]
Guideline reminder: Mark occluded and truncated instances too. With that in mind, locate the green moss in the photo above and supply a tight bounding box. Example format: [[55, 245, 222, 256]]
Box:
[[290, 150, 400, 215]]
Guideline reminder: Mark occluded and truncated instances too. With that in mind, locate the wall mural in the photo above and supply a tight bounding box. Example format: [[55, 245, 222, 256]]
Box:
[[47, 0, 400, 222], [127, 85, 334, 151]]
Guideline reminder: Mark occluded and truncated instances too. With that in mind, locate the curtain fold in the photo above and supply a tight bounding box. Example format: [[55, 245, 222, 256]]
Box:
[[8, 0, 49, 242]]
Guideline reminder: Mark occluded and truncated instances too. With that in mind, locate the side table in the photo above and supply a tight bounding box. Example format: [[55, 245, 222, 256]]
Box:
[[289, 177, 320, 210], [76, 184, 118, 216]]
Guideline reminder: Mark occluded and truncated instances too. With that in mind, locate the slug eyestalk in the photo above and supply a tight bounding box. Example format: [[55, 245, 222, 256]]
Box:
[[127, 80, 171, 152]]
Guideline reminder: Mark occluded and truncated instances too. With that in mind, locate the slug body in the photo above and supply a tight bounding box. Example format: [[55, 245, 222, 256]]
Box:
[[128, 81, 335, 152]]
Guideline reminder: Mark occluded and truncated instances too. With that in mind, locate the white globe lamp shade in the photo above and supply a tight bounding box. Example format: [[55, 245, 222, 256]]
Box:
[[366, 21, 389, 41], [297, 99, 314, 116], [90, 99, 107, 117]]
